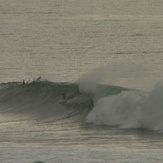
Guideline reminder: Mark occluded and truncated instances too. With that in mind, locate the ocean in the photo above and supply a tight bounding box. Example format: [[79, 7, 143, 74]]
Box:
[[0, 0, 163, 162]]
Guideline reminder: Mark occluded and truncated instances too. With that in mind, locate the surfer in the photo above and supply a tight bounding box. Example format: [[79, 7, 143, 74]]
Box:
[[23, 79, 29, 85], [58, 94, 67, 103], [22, 76, 41, 85], [62, 94, 66, 100]]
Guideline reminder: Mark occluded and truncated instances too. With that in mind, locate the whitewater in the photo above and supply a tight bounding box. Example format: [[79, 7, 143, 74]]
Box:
[[0, 0, 163, 162]]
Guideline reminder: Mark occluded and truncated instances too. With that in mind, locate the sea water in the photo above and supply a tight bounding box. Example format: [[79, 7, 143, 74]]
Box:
[[0, 0, 163, 163]]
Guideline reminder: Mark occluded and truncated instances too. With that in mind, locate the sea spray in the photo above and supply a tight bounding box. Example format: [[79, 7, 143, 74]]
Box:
[[77, 65, 126, 102]]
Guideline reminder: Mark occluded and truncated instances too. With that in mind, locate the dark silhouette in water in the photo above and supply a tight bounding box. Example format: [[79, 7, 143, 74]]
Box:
[[33, 161, 45, 163], [62, 93, 66, 100]]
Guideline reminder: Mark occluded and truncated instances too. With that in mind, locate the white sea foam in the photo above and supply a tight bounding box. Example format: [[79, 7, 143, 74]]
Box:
[[86, 80, 163, 131]]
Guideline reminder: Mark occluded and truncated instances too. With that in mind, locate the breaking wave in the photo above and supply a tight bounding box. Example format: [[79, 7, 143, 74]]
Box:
[[1, 78, 163, 132], [86, 80, 163, 132]]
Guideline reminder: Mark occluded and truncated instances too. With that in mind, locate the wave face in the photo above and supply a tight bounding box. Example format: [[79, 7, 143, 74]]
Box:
[[0, 80, 94, 122], [1, 80, 163, 132]]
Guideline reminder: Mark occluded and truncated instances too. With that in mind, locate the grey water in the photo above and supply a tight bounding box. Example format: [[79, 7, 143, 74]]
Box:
[[0, 0, 163, 163]]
